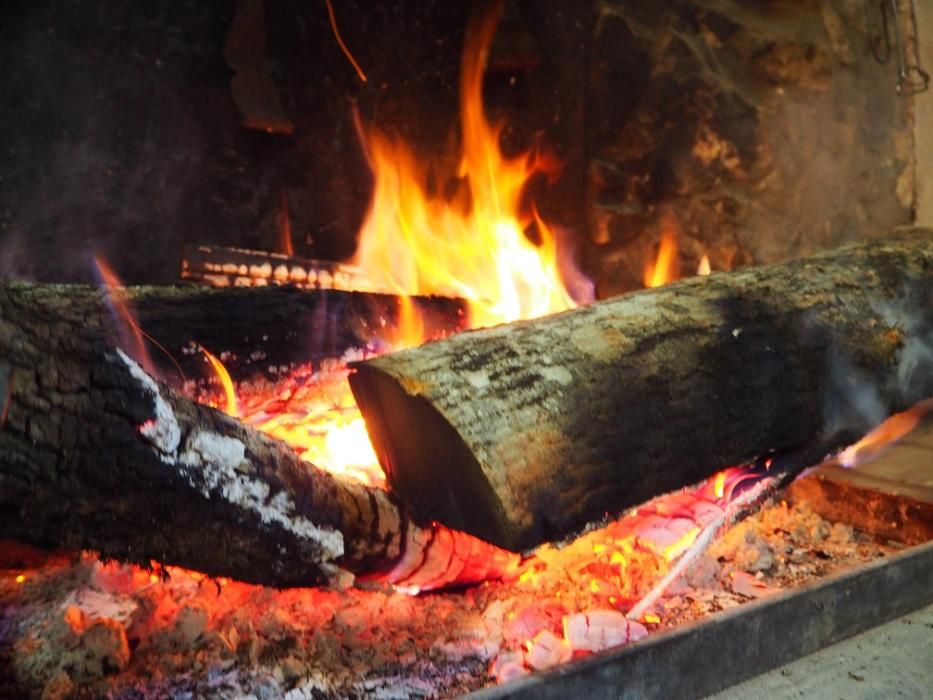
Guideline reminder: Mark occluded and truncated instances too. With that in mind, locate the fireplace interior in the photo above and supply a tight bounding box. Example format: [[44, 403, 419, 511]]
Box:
[[1, 0, 932, 698]]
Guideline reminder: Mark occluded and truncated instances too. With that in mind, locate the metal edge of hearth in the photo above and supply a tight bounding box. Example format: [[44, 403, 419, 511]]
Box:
[[466, 539, 933, 700]]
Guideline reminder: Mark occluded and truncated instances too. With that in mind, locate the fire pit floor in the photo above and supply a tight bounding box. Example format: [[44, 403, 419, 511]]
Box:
[[0, 418, 930, 699], [2, 474, 930, 699]]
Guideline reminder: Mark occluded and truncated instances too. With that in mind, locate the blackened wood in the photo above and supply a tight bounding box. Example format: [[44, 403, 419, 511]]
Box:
[[349, 229, 933, 550], [469, 540, 933, 700], [0, 282, 417, 587], [114, 283, 464, 383]]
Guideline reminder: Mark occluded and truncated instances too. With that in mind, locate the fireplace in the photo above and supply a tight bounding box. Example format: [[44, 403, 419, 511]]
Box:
[[1, 1, 932, 698]]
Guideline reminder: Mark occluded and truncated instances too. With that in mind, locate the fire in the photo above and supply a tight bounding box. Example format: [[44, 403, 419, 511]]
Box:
[[712, 470, 727, 499], [697, 254, 711, 276], [277, 192, 295, 257], [200, 346, 238, 417], [643, 215, 680, 288], [197, 4, 584, 488], [351, 3, 576, 329], [837, 402, 931, 468]]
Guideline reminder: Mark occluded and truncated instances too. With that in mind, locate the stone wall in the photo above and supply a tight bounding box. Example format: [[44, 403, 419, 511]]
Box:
[[584, 0, 915, 296], [916, 0, 933, 226]]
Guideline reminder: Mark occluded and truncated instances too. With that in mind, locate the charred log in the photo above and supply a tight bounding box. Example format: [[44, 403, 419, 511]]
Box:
[[349, 228, 933, 551], [101, 283, 463, 383], [0, 282, 507, 588]]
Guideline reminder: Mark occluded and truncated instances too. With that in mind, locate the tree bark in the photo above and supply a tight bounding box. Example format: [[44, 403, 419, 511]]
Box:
[[0, 282, 499, 588], [348, 228, 933, 551]]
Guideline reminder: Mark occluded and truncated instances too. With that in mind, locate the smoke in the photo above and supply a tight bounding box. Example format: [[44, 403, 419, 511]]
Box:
[[875, 297, 933, 402], [822, 291, 933, 443]]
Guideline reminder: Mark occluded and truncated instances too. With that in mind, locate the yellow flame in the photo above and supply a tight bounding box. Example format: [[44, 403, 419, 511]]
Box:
[[697, 254, 711, 276], [644, 217, 680, 288], [201, 347, 239, 418], [351, 3, 575, 330], [712, 470, 727, 499], [321, 417, 380, 476], [191, 4, 584, 488]]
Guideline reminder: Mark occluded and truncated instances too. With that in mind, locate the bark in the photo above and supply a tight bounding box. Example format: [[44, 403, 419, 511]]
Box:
[[0, 282, 497, 588], [349, 228, 933, 551]]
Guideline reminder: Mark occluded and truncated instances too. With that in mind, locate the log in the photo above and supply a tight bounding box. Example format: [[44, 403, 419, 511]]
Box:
[[0, 282, 510, 589], [348, 228, 933, 551], [87, 282, 465, 384]]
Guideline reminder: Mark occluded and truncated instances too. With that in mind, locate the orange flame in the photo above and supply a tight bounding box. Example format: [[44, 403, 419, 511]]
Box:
[[351, 3, 576, 330], [200, 346, 239, 418], [697, 254, 711, 276], [837, 402, 931, 468], [95, 257, 185, 382], [190, 3, 585, 490], [95, 257, 156, 376], [325, 0, 367, 83], [644, 217, 680, 288], [278, 192, 295, 257]]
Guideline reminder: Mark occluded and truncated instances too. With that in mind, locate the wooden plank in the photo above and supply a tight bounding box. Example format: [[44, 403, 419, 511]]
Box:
[[467, 540, 933, 700], [787, 412, 933, 545]]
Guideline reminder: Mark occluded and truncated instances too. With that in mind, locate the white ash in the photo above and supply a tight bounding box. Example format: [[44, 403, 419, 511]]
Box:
[[118, 349, 180, 458], [178, 431, 344, 560], [118, 349, 344, 563], [61, 587, 138, 624]]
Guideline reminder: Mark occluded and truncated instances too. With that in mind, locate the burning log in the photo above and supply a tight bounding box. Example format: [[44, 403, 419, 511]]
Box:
[[180, 244, 386, 294], [94, 282, 464, 382], [0, 282, 510, 588], [349, 228, 933, 551]]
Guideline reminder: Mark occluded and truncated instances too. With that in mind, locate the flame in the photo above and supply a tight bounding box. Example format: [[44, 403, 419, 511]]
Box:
[[200, 346, 239, 417], [351, 3, 576, 330], [644, 216, 680, 288], [837, 402, 930, 468], [278, 192, 295, 257], [95, 257, 156, 376], [190, 3, 584, 489], [712, 470, 727, 499], [697, 254, 711, 276]]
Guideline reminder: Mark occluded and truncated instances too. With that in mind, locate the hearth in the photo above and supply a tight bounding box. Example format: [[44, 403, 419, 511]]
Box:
[[1, 0, 932, 698]]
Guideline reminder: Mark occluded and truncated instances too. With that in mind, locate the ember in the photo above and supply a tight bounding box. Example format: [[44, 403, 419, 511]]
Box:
[[2, 0, 931, 697], [1, 486, 915, 697]]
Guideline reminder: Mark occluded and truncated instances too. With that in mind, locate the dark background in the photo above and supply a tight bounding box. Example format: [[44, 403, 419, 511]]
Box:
[[0, 0, 912, 294]]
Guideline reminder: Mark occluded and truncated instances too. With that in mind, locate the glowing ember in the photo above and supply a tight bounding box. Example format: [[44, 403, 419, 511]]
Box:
[[215, 365, 386, 489]]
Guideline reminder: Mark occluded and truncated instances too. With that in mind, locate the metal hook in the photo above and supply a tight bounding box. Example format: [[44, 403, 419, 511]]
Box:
[[867, 0, 929, 95], [868, 0, 892, 64]]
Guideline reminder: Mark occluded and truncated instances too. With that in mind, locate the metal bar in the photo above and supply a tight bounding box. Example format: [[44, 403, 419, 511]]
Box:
[[467, 540, 933, 700]]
